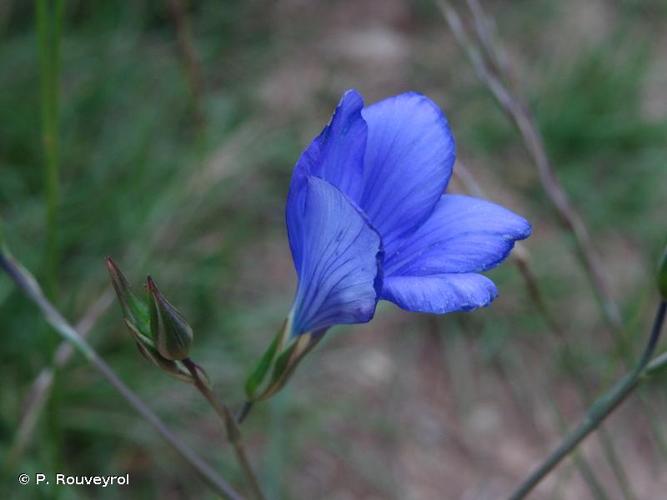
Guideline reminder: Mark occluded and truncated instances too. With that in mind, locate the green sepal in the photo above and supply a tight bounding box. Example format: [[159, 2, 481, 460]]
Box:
[[243, 319, 325, 402], [135, 340, 193, 382], [106, 258, 151, 337], [147, 276, 194, 361], [132, 328, 210, 385], [244, 320, 286, 400], [258, 333, 321, 401]]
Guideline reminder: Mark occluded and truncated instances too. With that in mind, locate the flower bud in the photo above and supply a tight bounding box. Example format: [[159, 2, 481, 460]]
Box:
[[147, 276, 194, 361], [106, 258, 150, 336], [107, 260, 201, 382], [658, 245, 667, 301]]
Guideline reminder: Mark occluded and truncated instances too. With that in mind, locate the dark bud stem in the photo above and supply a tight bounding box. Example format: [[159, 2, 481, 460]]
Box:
[[237, 401, 254, 424]]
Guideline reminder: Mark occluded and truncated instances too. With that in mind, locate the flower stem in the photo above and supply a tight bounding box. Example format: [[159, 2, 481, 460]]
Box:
[[182, 359, 266, 500], [508, 300, 667, 500], [0, 247, 241, 500]]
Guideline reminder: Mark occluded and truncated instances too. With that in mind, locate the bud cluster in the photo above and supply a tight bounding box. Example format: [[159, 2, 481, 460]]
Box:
[[106, 258, 200, 383]]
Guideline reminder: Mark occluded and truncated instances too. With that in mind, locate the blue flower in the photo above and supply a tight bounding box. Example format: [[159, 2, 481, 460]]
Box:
[[286, 89, 531, 338]]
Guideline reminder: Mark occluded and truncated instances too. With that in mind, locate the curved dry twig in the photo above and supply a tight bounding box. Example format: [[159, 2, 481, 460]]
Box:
[[439, 0, 622, 332]]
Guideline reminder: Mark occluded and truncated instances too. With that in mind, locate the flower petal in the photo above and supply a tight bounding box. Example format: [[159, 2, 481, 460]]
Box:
[[287, 90, 367, 264], [287, 176, 382, 336], [384, 194, 531, 277], [359, 92, 456, 249], [290, 89, 367, 203], [382, 273, 497, 314]]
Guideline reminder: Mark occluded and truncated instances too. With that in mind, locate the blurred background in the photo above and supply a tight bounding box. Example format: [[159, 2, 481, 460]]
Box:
[[1, 0, 666, 498]]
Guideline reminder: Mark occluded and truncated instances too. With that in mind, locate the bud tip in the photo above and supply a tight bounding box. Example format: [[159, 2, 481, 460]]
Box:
[[147, 275, 193, 360]]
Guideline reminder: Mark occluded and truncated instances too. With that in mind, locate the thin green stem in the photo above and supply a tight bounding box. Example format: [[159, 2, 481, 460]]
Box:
[[508, 300, 667, 500], [592, 416, 635, 500], [543, 376, 609, 500], [0, 247, 242, 500], [519, 260, 635, 499], [183, 359, 266, 500], [36, 0, 64, 297], [36, 1, 65, 485], [509, 375, 638, 500]]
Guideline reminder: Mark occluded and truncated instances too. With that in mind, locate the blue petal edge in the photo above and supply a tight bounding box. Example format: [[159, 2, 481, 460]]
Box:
[[381, 273, 498, 314]]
